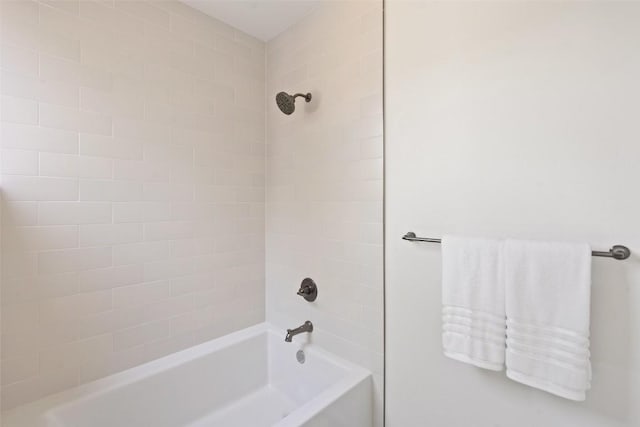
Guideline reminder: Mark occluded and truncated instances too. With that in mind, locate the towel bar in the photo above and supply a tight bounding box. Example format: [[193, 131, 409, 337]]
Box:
[[402, 232, 631, 260]]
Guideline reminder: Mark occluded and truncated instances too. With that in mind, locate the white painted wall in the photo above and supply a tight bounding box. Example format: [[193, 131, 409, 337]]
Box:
[[0, 0, 265, 410], [385, 1, 640, 426], [265, 2, 383, 425]]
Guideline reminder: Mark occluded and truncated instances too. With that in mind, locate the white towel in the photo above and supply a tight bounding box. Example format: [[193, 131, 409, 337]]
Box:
[[442, 236, 506, 371], [504, 239, 592, 401]]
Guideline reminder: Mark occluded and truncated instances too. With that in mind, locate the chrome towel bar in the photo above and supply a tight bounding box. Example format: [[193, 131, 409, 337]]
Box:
[[402, 232, 631, 260]]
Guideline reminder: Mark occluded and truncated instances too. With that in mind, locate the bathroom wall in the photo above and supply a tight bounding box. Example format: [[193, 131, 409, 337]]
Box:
[[265, 1, 383, 425], [386, 1, 640, 426], [0, 0, 265, 409]]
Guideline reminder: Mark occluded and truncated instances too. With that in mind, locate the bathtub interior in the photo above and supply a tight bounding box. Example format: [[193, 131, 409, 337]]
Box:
[[267, 331, 348, 406], [15, 325, 369, 427], [47, 334, 268, 427]]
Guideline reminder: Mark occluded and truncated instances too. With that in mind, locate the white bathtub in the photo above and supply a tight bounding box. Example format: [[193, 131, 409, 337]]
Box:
[[2, 323, 372, 427]]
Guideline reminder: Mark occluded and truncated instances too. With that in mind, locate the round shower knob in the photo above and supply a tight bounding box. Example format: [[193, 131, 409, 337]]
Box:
[[297, 278, 318, 302]]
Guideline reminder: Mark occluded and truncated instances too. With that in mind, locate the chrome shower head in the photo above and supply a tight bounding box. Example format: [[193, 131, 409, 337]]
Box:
[[275, 91, 312, 115]]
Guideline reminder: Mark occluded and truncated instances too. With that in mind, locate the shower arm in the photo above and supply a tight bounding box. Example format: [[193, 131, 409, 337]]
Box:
[[292, 93, 312, 102]]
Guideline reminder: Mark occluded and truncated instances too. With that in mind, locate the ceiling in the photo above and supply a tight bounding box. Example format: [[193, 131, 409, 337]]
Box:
[[181, 0, 321, 41]]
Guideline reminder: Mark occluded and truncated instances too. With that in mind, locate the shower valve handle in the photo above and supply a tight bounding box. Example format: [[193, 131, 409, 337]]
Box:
[[297, 278, 318, 302]]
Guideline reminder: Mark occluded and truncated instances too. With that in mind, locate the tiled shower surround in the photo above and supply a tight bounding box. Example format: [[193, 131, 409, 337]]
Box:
[[265, 2, 384, 425], [1, 0, 265, 409], [0, 0, 384, 419]]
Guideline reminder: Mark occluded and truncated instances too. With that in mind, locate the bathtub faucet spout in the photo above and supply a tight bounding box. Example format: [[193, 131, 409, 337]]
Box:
[[285, 321, 313, 342]]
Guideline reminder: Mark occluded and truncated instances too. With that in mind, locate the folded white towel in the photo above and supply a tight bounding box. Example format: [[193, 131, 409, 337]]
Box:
[[504, 239, 592, 401], [442, 236, 505, 371]]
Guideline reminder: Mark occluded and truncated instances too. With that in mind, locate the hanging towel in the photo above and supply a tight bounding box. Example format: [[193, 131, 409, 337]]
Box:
[[442, 236, 506, 371], [504, 239, 592, 401]]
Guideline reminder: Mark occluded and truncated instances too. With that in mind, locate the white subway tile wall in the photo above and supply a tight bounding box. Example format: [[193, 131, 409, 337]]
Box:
[[0, 0, 265, 409], [265, 2, 383, 426]]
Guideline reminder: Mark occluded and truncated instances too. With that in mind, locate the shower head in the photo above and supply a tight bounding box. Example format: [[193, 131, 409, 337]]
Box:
[[275, 91, 312, 115]]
